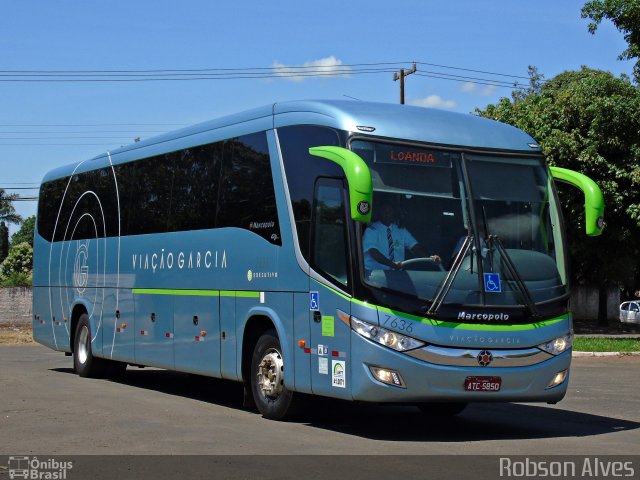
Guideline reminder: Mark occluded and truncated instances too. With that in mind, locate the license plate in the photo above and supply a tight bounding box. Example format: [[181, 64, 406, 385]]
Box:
[[464, 376, 502, 392]]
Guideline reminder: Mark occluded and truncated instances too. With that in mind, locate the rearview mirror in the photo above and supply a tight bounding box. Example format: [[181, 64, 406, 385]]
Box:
[[309, 146, 373, 223], [550, 166, 604, 236]]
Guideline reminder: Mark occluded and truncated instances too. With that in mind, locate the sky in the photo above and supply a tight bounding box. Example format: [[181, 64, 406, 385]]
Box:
[[0, 0, 634, 234]]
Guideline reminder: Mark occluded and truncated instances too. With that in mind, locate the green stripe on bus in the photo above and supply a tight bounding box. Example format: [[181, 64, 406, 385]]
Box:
[[233, 291, 261, 298], [309, 278, 568, 331], [132, 288, 218, 296], [311, 278, 352, 301], [375, 305, 569, 331], [132, 288, 260, 298]]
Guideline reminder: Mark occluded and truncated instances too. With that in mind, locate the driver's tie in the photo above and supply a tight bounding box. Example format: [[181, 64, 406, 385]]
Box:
[[387, 227, 394, 261]]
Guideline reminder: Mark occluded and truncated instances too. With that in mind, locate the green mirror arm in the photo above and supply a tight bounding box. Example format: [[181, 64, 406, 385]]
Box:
[[550, 166, 605, 236], [309, 146, 373, 223]]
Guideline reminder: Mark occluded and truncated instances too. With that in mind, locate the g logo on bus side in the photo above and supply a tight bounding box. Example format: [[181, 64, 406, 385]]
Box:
[[73, 241, 90, 294]]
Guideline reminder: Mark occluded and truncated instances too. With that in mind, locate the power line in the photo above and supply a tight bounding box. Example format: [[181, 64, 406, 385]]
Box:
[[416, 69, 525, 87], [0, 130, 166, 134], [415, 61, 530, 80], [0, 61, 529, 79], [0, 61, 532, 90], [415, 73, 527, 90], [0, 143, 124, 146], [0, 67, 391, 78], [0, 136, 142, 140], [0, 123, 186, 127]]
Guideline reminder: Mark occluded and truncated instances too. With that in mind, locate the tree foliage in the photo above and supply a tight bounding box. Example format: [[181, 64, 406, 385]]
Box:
[[10, 216, 35, 248], [0, 189, 22, 226], [0, 222, 8, 263], [477, 67, 640, 292], [0, 241, 33, 286], [582, 0, 640, 83]]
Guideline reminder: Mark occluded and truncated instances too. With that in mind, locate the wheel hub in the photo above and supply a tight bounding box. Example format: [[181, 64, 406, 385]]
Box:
[[256, 349, 284, 398], [77, 325, 89, 365]]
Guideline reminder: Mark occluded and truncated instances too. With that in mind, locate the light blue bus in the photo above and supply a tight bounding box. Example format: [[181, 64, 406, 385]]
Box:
[[33, 100, 604, 420]]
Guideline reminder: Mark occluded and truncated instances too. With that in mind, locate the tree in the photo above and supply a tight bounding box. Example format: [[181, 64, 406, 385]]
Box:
[[0, 241, 33, 287], [582, 0, 640, 83], [477, 67, 640, 323], [10, 216, 35, 248], [0, 189, 22, 226], [511, 66, 545, 103], [0, 222, 7, 263], [0, 190, 23, 264]]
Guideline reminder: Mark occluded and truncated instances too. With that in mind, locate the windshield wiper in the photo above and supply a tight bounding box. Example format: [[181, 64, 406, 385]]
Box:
[[428, 235, 473, 315], [479, 205, 539, 317], [489, 235, 540, 318]]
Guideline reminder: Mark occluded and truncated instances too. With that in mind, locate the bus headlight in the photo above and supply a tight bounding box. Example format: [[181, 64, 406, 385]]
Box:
[[538, 333, 573, 355], [351, 316, 425, 352]]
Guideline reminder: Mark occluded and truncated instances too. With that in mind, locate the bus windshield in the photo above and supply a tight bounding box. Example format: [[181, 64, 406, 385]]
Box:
[[351, 140, 568, 311]]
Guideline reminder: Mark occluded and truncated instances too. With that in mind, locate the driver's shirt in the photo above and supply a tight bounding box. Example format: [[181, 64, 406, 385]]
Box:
[[363, 221, 418, 271]]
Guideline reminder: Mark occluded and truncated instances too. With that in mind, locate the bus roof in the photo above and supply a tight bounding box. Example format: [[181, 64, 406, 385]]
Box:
[[41, 100, 541, 182], [273, 100, 539, 152]]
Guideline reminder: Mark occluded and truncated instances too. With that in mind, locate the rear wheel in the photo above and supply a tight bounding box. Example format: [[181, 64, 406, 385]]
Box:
[[73, 314, 107, 378], [250, 329, 299, 420], [417, 402, 467, 416]]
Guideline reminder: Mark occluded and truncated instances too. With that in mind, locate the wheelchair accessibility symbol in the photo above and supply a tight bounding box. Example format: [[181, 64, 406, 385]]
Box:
[[484, 273, 502, 293], [310, 291, 320, 311]]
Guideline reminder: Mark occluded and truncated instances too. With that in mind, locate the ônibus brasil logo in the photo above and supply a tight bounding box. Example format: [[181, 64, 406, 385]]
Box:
[[8, 456, 73, 479]]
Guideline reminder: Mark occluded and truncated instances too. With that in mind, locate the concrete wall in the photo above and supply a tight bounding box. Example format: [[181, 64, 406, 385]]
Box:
[[569, 285, 620, 320], [0, 285, 621, 326], [0, 287, 32, 325]]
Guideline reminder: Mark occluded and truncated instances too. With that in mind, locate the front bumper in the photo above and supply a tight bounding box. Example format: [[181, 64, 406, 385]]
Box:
[[350, 331, 570, 404]]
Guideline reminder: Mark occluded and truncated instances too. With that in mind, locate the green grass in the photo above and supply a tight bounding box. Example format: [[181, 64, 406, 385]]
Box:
[[573, 337, 640, 352]]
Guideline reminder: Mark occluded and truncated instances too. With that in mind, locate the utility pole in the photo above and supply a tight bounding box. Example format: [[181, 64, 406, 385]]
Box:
[[393, 63, 417, 104]]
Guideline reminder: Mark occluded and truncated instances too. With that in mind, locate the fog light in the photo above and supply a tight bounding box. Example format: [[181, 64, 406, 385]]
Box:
[[546, 369, 568, 389], [370, 366, 405, 388]]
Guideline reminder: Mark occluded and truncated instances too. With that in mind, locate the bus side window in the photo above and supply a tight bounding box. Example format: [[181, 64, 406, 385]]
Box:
[[217, 133, 282, 245], [311, 178, 349, 288]]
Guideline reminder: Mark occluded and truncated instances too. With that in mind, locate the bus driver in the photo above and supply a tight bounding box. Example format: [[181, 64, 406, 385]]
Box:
[[363, 203, 441, 274]]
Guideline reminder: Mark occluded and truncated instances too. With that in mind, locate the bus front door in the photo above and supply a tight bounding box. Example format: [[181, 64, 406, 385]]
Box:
[[308, 178, 352, 399]]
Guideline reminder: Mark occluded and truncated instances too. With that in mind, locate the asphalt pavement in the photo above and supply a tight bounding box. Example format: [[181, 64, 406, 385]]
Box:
[[1, 344, 639, 456]]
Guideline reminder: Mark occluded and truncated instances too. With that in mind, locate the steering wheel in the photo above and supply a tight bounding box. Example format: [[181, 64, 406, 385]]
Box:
[[399, 257, 445, 271]]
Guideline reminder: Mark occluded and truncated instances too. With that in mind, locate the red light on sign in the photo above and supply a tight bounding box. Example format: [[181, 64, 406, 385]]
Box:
[[390, 150, 435, 164]]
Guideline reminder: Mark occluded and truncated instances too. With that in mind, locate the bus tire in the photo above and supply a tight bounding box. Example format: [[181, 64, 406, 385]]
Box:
[[250, 329, 298, 420], [73, 314, 107, 378], [417, 402, 467, 416]]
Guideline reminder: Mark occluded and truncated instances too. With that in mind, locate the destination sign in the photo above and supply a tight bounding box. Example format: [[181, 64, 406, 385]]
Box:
[[374, 144, 453, 168]]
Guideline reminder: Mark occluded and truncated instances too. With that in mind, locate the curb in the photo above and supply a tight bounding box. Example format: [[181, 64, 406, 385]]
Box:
[[573, 351, 640, 357]]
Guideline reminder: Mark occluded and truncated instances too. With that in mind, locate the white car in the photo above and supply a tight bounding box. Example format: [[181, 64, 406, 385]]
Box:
[[619, 301, 640, 325]]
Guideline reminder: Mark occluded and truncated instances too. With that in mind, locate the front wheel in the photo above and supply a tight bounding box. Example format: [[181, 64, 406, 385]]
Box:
[[250, 329, 299, 420]]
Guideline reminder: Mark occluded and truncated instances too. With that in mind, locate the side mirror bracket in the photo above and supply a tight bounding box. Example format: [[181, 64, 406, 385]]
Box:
[[550, 166, 604, 236], [309, 146, 373, 223]]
